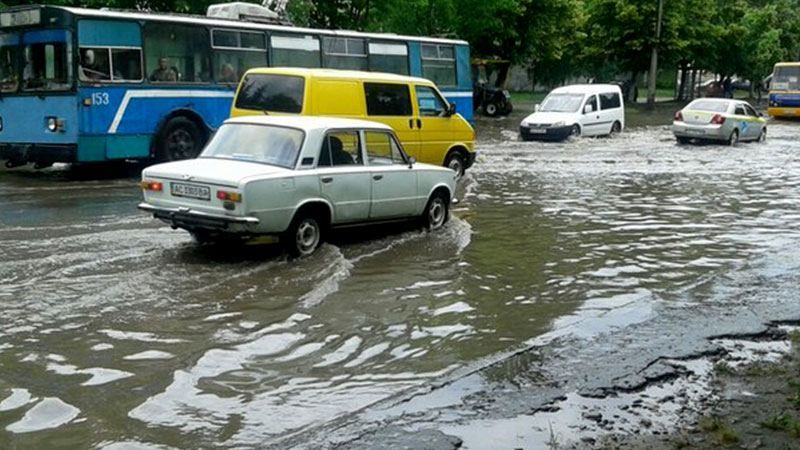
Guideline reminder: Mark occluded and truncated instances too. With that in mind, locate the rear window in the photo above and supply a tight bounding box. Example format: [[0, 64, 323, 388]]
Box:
[[235, 74, 304, 113], [688, 100, 729, 113]]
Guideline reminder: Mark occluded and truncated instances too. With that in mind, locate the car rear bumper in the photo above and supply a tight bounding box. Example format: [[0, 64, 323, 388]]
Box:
[[0, 143, 77, 165], [138, 202, 259, 232], [672, 123, 727, 140], [519, 125, 573, 141]]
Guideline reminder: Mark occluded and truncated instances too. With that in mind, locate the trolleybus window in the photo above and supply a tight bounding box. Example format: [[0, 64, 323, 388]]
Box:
[[144, 23, 210, 83], [368, 42, 408, 75], [22, 41, 71, 92], [271, 34, 320, 68], [0, 33, 19, 92], [421, 44, 455, 87], [322, 37, 367, 70], [773, 66, 800, 91], [211, 29, 267, 84]]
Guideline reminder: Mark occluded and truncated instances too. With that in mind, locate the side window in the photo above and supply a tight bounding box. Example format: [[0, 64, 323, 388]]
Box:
[[744, 104, 759, 116], [79, 47, 110, 81], [144, 23, 210, 83], [421, 44, 455, 87], [368, 41, 408, 75], [212, 29, 267, 84], [79, 47, 142, 82], [111, 49, 142, 81], [599, 92, 621, 110], [364, 83, 412, 116], [365, 131, 406, 165], [271, 34, 320, 68], [735, 105, 746, 116], [415, 85, 448, 117], [322, 37, 367, 70], [584, 95, 597, 113], [318, 131, 362, 167]]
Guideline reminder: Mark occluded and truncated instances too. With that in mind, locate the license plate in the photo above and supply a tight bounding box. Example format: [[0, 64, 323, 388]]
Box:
[[171, 182, 210, 200], [529, 128, 547, 134], [686, 129, 703, 135]]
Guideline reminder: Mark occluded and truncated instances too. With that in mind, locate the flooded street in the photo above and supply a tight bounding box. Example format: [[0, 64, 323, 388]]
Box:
[[2, 113, 800, 449]]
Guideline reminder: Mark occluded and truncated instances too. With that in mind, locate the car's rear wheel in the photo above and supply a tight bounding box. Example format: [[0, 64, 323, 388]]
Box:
[[422, 191, 449, 231], [728, 129, 739, 147], [610, 121, 622, 135], [283, 213, 323, 258]]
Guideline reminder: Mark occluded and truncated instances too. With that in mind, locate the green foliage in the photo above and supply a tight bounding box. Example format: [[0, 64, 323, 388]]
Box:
[[760, 413, 800, 436]]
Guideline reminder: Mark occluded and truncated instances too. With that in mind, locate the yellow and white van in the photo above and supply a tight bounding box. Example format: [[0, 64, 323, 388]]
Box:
[[231, 68, 476, 176]]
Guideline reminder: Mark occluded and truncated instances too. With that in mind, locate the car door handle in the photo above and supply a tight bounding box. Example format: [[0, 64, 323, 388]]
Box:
[[321, 176, 333, 183], [373, 174, 383, 181], [417, 119, 422, 129], [409, 119, 414, 129]]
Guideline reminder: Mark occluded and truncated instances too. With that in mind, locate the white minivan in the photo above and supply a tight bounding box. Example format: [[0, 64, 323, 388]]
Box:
[[519, 84, 625, 141]]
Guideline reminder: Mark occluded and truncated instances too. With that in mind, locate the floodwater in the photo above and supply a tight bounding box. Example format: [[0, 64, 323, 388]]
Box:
[[1, 112, 800, 449]]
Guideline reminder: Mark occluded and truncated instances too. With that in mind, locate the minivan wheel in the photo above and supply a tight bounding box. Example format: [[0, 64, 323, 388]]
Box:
[[610, 121, 622, 135], [423, 192, 449, 231], [570, 124, 581, 137], [283, 213, 322, 258], [728, 129, 739, 147], [445, 152, 465, 179]]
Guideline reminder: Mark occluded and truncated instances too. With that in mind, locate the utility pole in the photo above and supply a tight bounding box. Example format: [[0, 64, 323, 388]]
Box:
[[646, 0, 664, 109]]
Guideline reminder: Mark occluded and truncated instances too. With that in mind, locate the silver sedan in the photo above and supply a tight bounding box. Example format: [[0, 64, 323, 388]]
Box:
[[672, 99, 767, 145]]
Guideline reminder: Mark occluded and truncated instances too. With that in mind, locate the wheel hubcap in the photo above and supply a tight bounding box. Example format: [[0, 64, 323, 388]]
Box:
[[448, 158, 463, 179], [295, 219, 320, 255], [167, 129, 195, 160], [429, 199, 445, 229]]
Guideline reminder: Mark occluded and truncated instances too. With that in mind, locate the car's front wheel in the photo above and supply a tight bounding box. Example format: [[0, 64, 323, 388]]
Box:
[[422, 191, 450, 231], [570, 124, 581, 138], [758, 127, 767, 143], [283, 213, 323, 258], [445, 152, 466, 179]]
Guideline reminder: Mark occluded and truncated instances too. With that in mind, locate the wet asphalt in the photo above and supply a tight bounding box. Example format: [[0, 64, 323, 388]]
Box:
[[1, 108, 800, 449]]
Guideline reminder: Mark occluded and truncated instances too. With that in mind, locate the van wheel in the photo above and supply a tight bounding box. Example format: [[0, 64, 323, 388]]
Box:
[[158, 117, 203, 162], [283, 212, 323, 258], [610, 121, 622, 135], [570, 124, 581, 137], [422, 191, 449, 230], [484, 103, 499, 117], [445, 152, 465, 179]]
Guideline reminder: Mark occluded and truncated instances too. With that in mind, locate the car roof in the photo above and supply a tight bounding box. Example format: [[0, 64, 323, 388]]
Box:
[[224, 115, 394, 132], [550, 84, 622, 95], [687, 98, 750, 107], [244, 67, 433, 85]]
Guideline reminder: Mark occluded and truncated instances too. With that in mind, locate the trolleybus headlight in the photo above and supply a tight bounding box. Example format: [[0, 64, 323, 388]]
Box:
[[47, 117, 57, 131]]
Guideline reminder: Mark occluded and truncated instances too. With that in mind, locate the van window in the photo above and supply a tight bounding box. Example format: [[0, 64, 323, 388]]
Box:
[[319, 131, 362, 167], [271, 34, 320, 68], [421, 44, 455, 87], [322, 37, 367, 70], [364, 83, 412, 116], [584, 95, 598, 113], [599, 92, 621, 110], [369, 42, 408, 75], [365, 131, 406, 165], [235, 73, 304, 113], [415, 85, 448, 117]]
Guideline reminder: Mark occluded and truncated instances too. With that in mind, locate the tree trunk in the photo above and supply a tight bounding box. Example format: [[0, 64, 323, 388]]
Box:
[[678, 64, 688, 101], [690, 69, 698, 99]]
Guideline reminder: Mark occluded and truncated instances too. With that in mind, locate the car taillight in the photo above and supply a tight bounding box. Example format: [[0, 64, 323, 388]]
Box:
[[140, 180, 163, 192], [710, 114, 726, 125], [674, 111, 683, 121], [216, 190, 242, 202]]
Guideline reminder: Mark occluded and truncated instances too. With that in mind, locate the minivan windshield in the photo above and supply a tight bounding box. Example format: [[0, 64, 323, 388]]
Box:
[[773, 66, 800, 91], [201, 123, 305, 169], [235, 74, 304, 113], [539, 93, 585, 113]]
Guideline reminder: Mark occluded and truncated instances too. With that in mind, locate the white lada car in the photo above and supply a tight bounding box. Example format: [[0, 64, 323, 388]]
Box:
[[139, 116, 457, 257]]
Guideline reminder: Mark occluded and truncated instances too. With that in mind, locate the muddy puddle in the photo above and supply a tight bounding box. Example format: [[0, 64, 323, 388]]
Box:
[[1, 113, 800, 449]]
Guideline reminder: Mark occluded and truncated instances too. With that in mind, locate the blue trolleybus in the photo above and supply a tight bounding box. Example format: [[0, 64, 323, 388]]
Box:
[[768, 62, 800, 119], [0, 5, 472, 168]]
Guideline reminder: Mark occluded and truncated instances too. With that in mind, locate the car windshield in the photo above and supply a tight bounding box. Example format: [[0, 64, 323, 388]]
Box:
[[773, 66, 800, 91], [687, 100, 729, 113], [22, 40, 72, 92], [0, 32, 19, 93], [539, 93, 585, 113], [201, 123, 305, 169]]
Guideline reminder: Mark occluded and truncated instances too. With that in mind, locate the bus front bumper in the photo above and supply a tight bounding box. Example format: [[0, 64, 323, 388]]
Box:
[[0, 143, 77, 167], [138, 202, 260, 232]]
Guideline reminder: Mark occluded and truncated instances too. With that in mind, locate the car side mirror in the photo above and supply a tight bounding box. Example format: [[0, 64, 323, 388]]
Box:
[[584, 104, 593, 114], [534, 103, 540, 112], [408, 156, 416, 168], [447, 103, 456, 117]]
